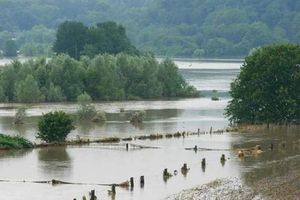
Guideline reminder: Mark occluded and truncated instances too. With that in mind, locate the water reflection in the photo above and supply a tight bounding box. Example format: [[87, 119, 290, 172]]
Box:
[[0, 149, 32, 159], [38, 147, 72, 178]]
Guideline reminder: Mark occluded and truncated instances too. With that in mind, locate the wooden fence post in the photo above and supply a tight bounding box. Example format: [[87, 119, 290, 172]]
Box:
[[140, 176, 145, 188]]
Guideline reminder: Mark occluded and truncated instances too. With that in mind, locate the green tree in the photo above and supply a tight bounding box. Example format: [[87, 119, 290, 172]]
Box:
[[4, 39, 17, 57], [0, 54, 197, 103], [158, 59, 198, 97], [226, 44, 300, 125], [83, 21, 139, 57], [15, 75, 44, 103], [76, 92, 97, 120], [47, 82, 65, 102], [0, 86, 7, 102], [53, 21, 88, 59], [37, 111, 75, 143]]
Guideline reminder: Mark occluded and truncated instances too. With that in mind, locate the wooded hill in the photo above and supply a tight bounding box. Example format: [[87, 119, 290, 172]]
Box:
[[0, 0, 299, 57]]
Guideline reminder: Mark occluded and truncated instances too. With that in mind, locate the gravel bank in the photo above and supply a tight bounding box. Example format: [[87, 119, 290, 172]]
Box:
[[165, 177, 263, 200]]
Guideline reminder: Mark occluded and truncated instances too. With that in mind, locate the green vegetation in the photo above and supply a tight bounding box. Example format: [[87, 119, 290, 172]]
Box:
[[130, 111, 146, 124], [54, 21, 138, 59], [0, 0, 299, 57], [0, 54, 198, 103], [77, 92, 97, 120], [0, 134, 33, 149], [211, 90, 220, 101], [37, 111, 75, 143], [14, 107, 27, 124], [76, 92, 106, 122], [4, 39, 17, 57], [226, 44, 300, 125]]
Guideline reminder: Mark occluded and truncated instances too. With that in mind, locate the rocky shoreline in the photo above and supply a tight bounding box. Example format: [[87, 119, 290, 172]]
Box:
[[165, 177, 263, 200]]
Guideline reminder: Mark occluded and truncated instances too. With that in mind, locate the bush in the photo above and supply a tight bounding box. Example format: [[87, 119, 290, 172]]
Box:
[[77, 92, 97, 120], [14, 107, 27, 124], [211, 96, 220, 101], [91, 111, 107, 122], [130, 110, 146, 124], [0, 134, 33, 149], [37, 111, 75, 143], [211, 90, 220, 101]]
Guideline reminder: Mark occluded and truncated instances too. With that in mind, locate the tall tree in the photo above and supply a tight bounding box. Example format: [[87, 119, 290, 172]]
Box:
[[53, 21, 88, 59], [15, 75, 44, 103], [4, 39, 18, 57]]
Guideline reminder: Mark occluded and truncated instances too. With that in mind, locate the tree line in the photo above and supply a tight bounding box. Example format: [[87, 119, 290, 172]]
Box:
[[0, 0, 299, 58], [0, 54, 199, 103]]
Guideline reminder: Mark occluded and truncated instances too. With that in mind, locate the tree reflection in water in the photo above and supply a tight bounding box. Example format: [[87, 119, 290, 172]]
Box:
[[38, 147, 72, 178]]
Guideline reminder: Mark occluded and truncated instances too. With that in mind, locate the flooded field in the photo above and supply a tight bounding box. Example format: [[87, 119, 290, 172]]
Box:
[[0, 59, 299, 200]]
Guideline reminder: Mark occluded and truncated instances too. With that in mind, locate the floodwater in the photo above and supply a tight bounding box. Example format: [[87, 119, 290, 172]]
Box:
[[0, 59, 299, 200]]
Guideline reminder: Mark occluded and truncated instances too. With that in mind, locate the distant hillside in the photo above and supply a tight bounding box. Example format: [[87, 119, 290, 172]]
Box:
[[0, 0, 299, 57]]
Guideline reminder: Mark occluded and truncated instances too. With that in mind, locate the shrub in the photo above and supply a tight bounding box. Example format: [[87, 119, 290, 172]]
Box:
[[37, 111, 75, 143], [77, 92, 97, 120], [14, 107, 27, 124], [211, 90, 219, 101], [91, 111, 107, 122], [0, 134, 33, 149], [130, 110, 146, 124], [211, 96, 220, 101]]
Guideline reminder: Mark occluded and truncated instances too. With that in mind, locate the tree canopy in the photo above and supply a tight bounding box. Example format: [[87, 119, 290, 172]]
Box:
[[226, 44, 300, 125], [37, 111, 75, 143], [0, 0, 299, 57], [53, 21, 138, 59], [0, 54, 199, 103]]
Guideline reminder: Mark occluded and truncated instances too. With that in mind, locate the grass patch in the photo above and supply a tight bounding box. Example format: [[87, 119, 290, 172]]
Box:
[[0, 134, 33, 149]]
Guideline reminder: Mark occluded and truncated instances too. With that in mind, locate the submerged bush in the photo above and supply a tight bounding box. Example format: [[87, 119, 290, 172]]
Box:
[[91, 111, 106, 123], [14, 107, 27, 124], [77, 92, 97, 120], [0, 134, 33, 149], [130, 110, 146, 124], [76, 92, 106, 122], [37, 111, 75, 143], [211, 90, 220, 101]]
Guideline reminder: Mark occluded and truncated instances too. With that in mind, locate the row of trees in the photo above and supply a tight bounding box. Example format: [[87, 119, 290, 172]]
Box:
[[0, 54, 199, 103], [226, 44, 300, 125], [0, 25, 55, 57], [1, 0, 299, 57]]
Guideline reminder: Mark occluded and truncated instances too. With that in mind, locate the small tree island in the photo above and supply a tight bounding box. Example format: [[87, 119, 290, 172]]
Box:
[[226, 44, 300, 126]]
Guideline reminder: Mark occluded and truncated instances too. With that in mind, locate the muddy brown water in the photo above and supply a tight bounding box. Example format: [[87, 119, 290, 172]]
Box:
[[0, 60, 299, 200]]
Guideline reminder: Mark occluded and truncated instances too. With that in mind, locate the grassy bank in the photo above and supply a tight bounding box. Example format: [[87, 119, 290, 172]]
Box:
[[0, 134, 33, 150]]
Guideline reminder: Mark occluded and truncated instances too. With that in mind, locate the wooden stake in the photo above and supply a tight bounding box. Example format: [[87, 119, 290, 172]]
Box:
[[90, 190, 96, 200], [130, 177, 134, 188], [140, 176, 145, 188]]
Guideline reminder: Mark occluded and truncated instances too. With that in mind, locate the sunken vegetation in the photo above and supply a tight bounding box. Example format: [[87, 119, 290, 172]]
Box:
[[0, 134, 33, 149], [226, 44, 300, 125], [0, 54, 199, 103]]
